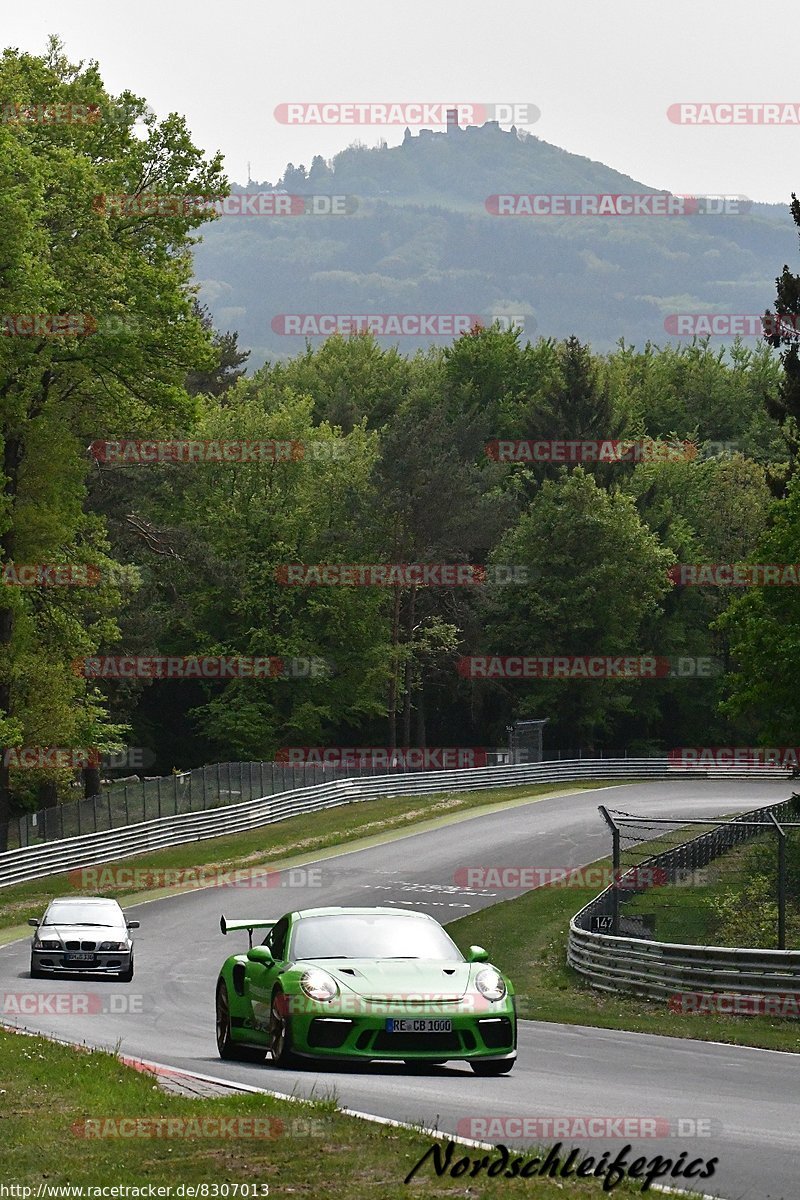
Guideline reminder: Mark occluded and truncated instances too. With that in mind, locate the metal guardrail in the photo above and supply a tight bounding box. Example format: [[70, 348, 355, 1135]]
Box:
[[8, 759, 466, 850], [568, 795, 800, 1000], [0, 756, 792, 890]]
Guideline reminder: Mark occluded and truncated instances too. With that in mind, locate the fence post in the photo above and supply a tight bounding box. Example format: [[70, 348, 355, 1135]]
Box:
[[598, 805, 620, 936], [768, 811, 786, 950], [124, 785, 129, 825], [157, 777, 162, 819]]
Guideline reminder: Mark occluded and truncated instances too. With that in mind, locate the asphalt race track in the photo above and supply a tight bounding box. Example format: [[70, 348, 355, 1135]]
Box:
[[2, 780, 798, 1199]]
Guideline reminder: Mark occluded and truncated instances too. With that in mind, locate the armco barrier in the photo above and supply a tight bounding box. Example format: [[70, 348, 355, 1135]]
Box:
[[0, 757, 791, 890], [568, 794, 800, 1001]]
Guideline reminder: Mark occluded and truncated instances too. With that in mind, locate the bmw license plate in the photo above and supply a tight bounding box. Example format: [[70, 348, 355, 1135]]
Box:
[[385, 1018, 452, 1033], [65, 952, 95, 962]]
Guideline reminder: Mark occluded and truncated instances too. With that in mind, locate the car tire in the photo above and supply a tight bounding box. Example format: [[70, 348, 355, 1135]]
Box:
[[119, 955, 134, 983], [470, 1058, 515, 1076], [269, 990, 299, 1068], [216, 979, 266, 1062], [30, 960, 45, 979]]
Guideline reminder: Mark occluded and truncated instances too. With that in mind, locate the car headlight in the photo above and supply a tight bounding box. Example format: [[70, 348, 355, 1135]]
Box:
[[99, 941, 128, 951], [34, 938, 63, 951], [299, 969, 339, 1002], [475, 967, 506, 1002]]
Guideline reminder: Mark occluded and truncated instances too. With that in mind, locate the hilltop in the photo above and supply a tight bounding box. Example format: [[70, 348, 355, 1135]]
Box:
[[191, 122, 796, 367]]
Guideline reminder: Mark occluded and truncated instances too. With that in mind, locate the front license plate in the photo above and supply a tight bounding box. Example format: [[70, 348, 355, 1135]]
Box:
[[385, 1018, 453, 1033], [65, 952, 95, 962]]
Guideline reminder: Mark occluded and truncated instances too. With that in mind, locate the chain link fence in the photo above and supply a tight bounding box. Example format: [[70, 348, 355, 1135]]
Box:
[[579, 794, 800, 947], [4, 758, 511, 850]]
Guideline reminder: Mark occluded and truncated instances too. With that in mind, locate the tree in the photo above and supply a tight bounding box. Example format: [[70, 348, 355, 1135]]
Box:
[[481, 470, 674, 749], [186, 303, 249, 399], [0, 39, 225, 846], [121, 389, 390, 760], [717, 473, 800, 741], [762, 193, 800, 493]]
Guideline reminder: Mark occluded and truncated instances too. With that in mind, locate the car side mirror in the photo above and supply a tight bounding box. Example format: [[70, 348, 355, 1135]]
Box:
[[467, 945, 489, 963], [247, 946, 274, 967], [126, 920, 140, 930], [27, 918, 40, 928]]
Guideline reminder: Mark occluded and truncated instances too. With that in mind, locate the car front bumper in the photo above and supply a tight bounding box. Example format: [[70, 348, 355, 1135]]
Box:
[[31, 949, 132, 974], [285, 1001, 517, 1061]]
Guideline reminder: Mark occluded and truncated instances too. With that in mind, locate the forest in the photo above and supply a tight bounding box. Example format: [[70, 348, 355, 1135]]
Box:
[[3, 41, 800, 845]]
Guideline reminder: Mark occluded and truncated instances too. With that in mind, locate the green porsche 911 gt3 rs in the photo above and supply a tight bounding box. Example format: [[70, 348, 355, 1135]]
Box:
[[215, 906, 516, 1074]]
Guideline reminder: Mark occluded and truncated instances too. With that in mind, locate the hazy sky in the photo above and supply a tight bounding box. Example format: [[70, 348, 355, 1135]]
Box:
[[4, 1, 798, 204]]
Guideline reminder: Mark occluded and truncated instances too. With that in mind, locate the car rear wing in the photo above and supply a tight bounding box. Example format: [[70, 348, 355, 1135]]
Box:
[[220, 915, 277, 947]]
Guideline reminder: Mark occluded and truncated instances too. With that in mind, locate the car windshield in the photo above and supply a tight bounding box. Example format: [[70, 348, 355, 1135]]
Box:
[[43, 902, 122, 927], [290, 914, 464, 961]]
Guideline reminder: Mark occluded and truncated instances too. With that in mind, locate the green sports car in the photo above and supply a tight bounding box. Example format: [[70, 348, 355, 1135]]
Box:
[[215, 906, 516, 1074]]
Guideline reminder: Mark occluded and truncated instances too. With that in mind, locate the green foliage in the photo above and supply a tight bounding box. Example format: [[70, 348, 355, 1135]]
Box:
[[0, 40, 225, 840]]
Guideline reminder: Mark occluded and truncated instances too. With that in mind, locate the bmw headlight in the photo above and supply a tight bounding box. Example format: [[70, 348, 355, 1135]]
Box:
[[299, 969, 339, 1002], [475, 967, 506, 1002], [99, 941, 128, 951], [34, 937, 63, 951]]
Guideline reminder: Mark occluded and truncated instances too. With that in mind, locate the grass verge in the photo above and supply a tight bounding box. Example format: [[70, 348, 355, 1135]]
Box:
[[0, 1027, 711, 1196], [623, 832, 800, 949], [446, 858, 800, 1054], [0, 781, 616, 939]]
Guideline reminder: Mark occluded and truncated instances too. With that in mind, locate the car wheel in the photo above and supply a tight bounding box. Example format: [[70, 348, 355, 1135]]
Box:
[[30, 960, 45, 979], [216, 979, 266, 1062], [470, 1058, 515, 1076], [269, 990, 299, 1068], [119, 954, 134, 983]]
